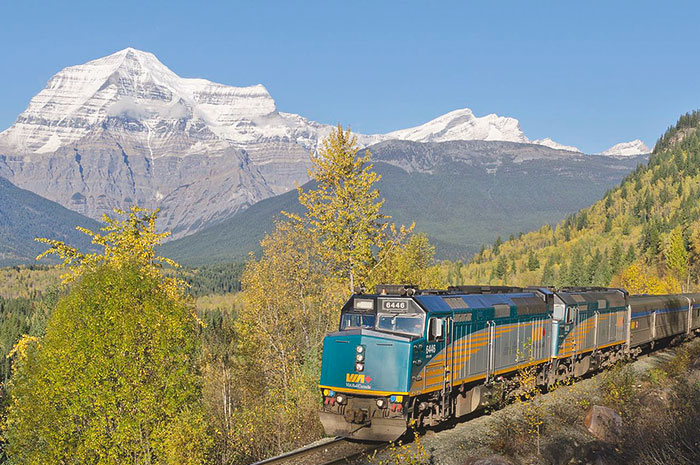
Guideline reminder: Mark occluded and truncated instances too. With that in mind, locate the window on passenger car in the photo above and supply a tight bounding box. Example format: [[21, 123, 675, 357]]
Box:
[[494, 304, 511, 319]]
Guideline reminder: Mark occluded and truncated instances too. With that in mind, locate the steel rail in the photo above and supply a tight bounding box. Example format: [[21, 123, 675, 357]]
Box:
[[251, 436, 384, 465]]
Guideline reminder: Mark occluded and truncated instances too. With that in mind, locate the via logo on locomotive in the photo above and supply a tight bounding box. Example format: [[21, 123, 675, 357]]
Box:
[[346, 373, 372, 387]]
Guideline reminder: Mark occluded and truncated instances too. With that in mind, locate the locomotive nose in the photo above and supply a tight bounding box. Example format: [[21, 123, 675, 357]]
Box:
[[319, 332, 412, 442], [320, 331, 411, 394]]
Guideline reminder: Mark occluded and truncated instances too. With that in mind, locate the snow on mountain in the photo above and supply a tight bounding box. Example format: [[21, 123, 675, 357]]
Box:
[[0, 47, 580, 159], [384, 108, 528, 144], [532, 138, 581, 153], [0, 48, 323, 155], [599, 139, 650, 157], [383, 109, 580, 152]]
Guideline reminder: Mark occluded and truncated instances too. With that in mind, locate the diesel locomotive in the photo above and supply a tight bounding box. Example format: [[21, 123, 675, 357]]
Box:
[[318, 284, 700, 441]]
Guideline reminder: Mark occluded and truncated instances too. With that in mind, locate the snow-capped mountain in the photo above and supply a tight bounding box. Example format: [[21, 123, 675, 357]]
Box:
[[0, 48, 347, 193], [0, 48, 339, 236], [385, 108, 527, 144], [599, 139, 650, 157], [532, 138, 581, 153], [382, 110, 579, 152], [1, 47, 341, 154], [0, 48, 592, 237]]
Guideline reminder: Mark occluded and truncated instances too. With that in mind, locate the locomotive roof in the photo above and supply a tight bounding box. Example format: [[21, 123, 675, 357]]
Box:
[[413, 291, 544, 313]]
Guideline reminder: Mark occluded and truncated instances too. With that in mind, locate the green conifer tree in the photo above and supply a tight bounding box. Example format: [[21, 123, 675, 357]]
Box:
[[527, 250, 540, 271]]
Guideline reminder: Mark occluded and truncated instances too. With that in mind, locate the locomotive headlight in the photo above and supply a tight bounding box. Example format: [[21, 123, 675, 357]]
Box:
[[376, 399, 386, 408], [355, 362, 364, 372], [336, 395, 345, 404], [355, 353, 365, 362], [356, 345, 364, 354]]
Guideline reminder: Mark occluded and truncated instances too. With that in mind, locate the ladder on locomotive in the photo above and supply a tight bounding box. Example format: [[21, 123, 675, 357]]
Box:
[[441, 317, 454, 416]]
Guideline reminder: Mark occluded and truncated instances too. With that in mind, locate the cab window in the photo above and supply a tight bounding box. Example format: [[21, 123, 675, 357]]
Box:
[[376, 312, 424, 336], [340, 312, 376, 330]]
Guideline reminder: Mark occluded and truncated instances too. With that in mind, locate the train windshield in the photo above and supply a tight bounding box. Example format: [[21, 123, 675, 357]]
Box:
[[376, 312, 424, 336], [340, 312, 376, 330]]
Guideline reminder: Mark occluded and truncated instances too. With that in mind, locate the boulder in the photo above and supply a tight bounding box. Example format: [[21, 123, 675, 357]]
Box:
[[584, 405, 623, 443]]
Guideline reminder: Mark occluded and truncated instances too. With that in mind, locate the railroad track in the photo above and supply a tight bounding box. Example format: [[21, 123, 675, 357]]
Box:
[[252, 436, 385, 465]]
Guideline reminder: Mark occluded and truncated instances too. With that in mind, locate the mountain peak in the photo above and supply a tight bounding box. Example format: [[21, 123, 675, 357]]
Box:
[[599, 139, 650, 157], [532, 137, 581, 153], [0, 48, 278, 154]]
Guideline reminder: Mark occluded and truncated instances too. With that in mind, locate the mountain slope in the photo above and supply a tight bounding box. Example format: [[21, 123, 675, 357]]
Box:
[[0, 177, 100, 266], [0, 47, 626, 241], [459, 111, 700, 288], [161, 140, 646, 265]]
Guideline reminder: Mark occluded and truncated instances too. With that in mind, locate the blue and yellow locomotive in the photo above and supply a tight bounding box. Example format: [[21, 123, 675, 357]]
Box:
[[318, 284, 700, 441]]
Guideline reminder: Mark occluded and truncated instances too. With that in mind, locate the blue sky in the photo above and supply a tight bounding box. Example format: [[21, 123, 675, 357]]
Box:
[[1, 1, 698, 153]]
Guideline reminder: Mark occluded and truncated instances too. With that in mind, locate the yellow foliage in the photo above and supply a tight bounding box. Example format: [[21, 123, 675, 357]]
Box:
[[368, 233, 445, 290], [372, 429, 430, 465], [34, 207, 195, 320], [228, 221, 345, 458], [0, 266, 62, 299], [37, 207, 178, 280], [6, 335, 39, 364], [291, 124, 414, 291], [613, 260, 681, 294]]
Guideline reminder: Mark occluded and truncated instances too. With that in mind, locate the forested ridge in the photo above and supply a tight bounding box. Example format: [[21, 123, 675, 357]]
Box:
[[457, 111, 700, 293]]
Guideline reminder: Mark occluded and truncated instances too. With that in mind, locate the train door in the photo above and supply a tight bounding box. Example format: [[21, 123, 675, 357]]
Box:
[[686, 297, 693, 335], [593, 310, 600, 350], [442, 317, 455, 409], [424, 317, 451, 395], [571, 306, 584, 356], [452, 316, 471, 381]]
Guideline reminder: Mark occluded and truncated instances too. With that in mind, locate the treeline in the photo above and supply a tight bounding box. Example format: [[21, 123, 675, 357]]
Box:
[[179, 262, 245, 297], [458, 110, 700, 294], [0, 293, 55, 382]]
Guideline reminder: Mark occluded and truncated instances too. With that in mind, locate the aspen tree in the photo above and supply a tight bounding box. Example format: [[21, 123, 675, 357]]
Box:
[[294, 124, 391, 292]]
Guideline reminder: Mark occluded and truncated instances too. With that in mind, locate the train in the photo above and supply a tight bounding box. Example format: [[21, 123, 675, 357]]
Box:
[[318, 284, 700, 441]]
